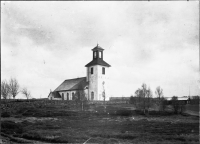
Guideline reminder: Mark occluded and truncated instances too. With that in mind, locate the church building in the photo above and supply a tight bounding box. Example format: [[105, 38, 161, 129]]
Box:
[[48, 44, 111, 101]]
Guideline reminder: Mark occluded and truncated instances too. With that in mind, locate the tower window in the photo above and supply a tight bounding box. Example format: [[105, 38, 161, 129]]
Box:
[[102, 67, 105, 75], [99, 51, 102, 58], [91, 67, 93, 74], [94, 52, 97, 58]]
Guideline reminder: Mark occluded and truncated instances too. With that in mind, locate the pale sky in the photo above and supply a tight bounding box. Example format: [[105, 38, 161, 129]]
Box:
[[1, 1, 199, 99]]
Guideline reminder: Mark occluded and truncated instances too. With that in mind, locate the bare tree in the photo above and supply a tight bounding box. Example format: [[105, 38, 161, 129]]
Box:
[[1, 80, 10, 99], [146, 87, 153, 114], [134, 84, 149, 114], [134, 84, 154, 115], [141, 83, 148, 114], [134, 88, 144, 110], [22, 87, 31, 100], [9, 78, 20, 99], [155, 86, 164, 111]]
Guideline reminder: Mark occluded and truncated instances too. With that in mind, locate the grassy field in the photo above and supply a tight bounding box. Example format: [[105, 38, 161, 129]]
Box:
[[1, 100, 199, 144]]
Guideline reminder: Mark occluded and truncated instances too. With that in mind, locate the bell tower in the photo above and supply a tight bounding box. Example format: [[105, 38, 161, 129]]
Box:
[[85, 44, 111, 101]]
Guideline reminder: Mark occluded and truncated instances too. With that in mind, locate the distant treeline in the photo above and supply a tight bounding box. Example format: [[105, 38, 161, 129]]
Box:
[[1, 98, 48, 104]]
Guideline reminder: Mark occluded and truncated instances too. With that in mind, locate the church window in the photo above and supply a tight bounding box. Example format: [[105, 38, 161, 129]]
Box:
[[102, 67, 105, 75], [94, 52, 97, 58], [72, 92, 75, 100], [67, 93, 69, 100], [99, 52, 102, 58], [91, 67, 93, 74], [91, 92, 94, 100]]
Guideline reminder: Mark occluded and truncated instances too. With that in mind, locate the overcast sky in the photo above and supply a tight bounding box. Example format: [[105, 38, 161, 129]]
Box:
[[1, 1, 199, 99]]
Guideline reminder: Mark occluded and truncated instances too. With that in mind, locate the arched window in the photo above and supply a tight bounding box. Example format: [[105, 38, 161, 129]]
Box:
[[72, 92, 75, 100], [91, 67, 93, 74], [67, 93, 69, 100], [91, 92, 94, 100], [102, 67, 105, 75], [62, 93, 64, 100]]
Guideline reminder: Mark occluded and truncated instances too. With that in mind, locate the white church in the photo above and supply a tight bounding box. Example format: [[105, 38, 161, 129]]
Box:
[[48, 44, 111, 101]]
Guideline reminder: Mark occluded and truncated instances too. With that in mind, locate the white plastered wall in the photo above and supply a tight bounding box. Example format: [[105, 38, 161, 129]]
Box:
[[58, 91, 76, 100], [88, 65, 110, 101]]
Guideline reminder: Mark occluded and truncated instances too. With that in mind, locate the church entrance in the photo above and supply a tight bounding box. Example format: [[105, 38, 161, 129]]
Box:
[[67, 93, 69, 100]]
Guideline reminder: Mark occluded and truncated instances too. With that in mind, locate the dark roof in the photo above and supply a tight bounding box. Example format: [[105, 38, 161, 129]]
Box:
[[54, 77, 88, 92], [92, 44, 104, 51], [85, 59, 111, 67], [48, 91, 61, 98]]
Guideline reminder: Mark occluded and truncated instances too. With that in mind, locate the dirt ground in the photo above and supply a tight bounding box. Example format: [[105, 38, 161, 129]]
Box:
[[1, 101, 199, 144]]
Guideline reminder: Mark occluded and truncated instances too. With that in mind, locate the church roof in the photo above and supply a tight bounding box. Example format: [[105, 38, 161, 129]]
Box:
[[54, 77, 88, 92], [92, 44, 104, 51], [85, 59, 111, 67]]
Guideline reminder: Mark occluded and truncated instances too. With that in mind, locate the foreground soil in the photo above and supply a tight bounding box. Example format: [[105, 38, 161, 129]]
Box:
[[1, 101, 199, 144]]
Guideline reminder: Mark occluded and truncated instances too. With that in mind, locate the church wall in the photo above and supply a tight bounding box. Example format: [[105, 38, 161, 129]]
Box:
[[84, 88, 88, 100], [88, 65, 110, 101], [88, 65, 98, 100], [58, 91, 76, 100], [97, 65, 110, 101], [58, 89, 88, 100]]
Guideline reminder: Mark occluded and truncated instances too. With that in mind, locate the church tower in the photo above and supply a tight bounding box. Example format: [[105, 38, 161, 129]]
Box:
[[85, 44, 111, 101]]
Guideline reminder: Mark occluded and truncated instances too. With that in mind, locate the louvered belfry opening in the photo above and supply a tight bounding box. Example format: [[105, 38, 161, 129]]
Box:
[[92, 44, 104, 60]]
